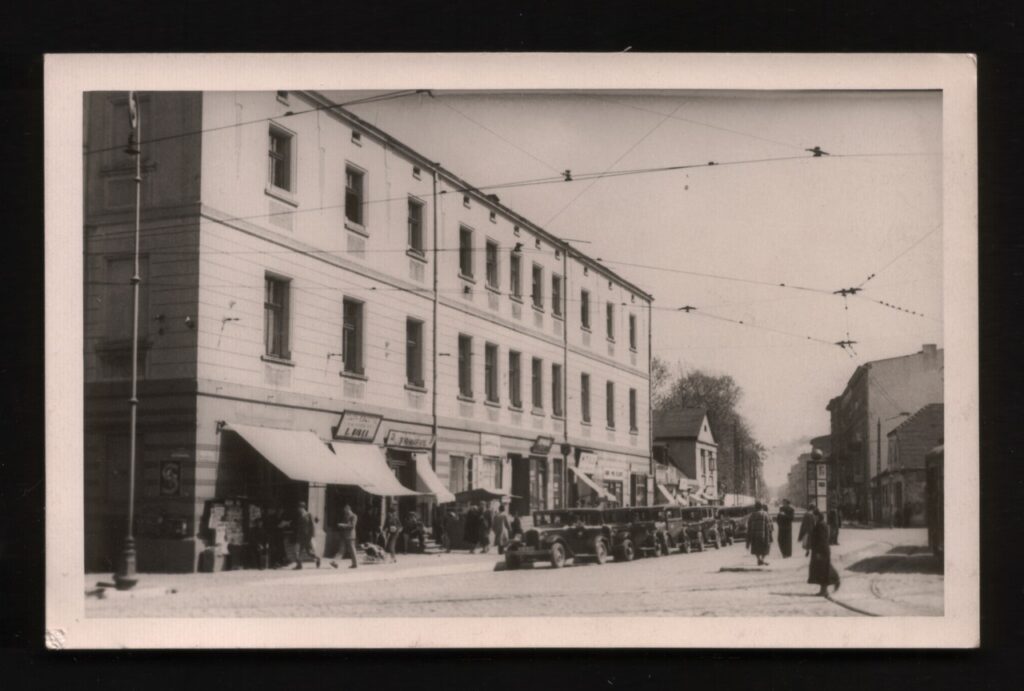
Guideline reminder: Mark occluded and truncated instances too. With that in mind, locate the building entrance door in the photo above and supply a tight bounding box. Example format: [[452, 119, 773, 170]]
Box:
[[510, 454, 530, 518]]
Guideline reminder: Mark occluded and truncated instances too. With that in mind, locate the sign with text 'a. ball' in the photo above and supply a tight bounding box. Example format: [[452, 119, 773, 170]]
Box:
[[333, 411, 383, 442]]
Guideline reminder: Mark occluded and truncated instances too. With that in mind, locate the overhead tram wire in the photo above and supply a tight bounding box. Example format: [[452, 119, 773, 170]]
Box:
[[855, 223, 942, 289], [674, 308, 838, 348], [84, 90, 428, 156], [544, 101, 689, 227]]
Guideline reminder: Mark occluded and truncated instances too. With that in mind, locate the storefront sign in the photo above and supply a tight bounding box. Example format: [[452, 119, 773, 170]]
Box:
[[480, 433, 502, 456], [385, 429, 434, 449], [604, 468, 626, 481], [333, 411, 382, 442], [530, 435, 554, 455], [160, 460, 181, 496], [577, 451, 599, 472]]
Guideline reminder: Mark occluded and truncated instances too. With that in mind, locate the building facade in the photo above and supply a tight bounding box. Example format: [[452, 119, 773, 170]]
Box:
[[825, 344, 943, 523], [652, 408, 719, 503], [881, 403, 944, 527], [83, 91, 653, 573]]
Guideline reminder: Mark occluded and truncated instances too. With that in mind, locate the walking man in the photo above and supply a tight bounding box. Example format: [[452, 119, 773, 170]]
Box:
[[330, 504, 359, 569], [797, 505, 816, 557], [293, 501, 321, 569], [492, 504, 511, 555], [477, 501, 493, 554], [383, 505, 402, 562], [746, 501, 773, 566], [808, 507, 841, 596], [776, 499, 795, 558]]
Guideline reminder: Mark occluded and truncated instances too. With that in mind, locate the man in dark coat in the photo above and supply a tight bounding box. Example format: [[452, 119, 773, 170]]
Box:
[[292, 501, 321, 569], [807, 507, 841, 595], [464, 504, 480, 553], [827, 503, 841, 545], [797, 505, 816, 557], [776, 499, 795, 558], [477, 502, 493, 554], [746, 501, 773, 566]]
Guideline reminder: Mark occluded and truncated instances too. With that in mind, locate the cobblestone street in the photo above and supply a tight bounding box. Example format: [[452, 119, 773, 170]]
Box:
[[85, 528, 942, 618]]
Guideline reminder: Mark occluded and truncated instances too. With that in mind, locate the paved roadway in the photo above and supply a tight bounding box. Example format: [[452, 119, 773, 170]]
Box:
[[85, 528, 942, 618]]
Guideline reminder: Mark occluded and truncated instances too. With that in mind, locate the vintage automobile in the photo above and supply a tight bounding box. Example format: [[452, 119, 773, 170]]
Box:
[[718, 505, 756, 542], [604, 507, 671, 561], [664, 505, 724, 552], [504, 509, 613, 569]]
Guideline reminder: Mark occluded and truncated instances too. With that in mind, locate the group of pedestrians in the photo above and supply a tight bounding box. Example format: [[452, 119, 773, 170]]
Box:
[[461, 502, 522, 554], [745, 499, 842, 597]]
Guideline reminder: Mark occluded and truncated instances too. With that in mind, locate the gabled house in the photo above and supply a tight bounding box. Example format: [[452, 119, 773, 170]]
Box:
[[653, 408, 719, 502]]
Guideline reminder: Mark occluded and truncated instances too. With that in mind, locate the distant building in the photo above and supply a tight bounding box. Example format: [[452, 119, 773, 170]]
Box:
[[881, 404, 944, 527], [826, 344, 943, 522], [653, 408, 719, 503]]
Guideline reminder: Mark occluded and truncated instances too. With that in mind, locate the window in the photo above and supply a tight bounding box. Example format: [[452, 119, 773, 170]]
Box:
[[406, 319, 424, 387], [463, 194, 471, 208], [342, 298, 364, 374], [412, 165, 422, 179], [580, 373, 591, 422], [345, 166, 364, 226], [510, 250, 522, 298], [264, 275, 290, 358], [458, 334, 473, 398], [606, 302, 615, 340], [629, 388, 638, 431], [351, 130, 362, 145], [485, 342, 499, 403], [581, 289, 590, 329], [552, 363, 564, 417], [478, 456, 502, 489], [552, 274, 563, 317], [629, 314, 637, 350], [459, 226, 474, 278], [485, 240, 499, 289], [532, 264, 543, 308], [532, 357, 543, 410], [509, 351, 522, 408], [407, 198, 424, 253], [268, 126, 293, 192], [449, 456, 467, 493], [606, 381, 615, 428]]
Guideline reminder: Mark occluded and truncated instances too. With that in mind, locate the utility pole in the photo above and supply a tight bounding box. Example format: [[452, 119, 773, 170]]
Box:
[[116, 91, 142, 590]]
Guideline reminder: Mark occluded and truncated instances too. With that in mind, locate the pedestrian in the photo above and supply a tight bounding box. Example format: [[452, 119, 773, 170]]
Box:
[[510, 509, 524, 540], [798, 505, 816, 557], [776, 498, 795, 558], [443, 506, 460, 553], [808, 507, 841, 596], [827, 504, 841, 545], [492, 504, 511, 555], [404, 510, 426, 553], [292, 501, 321, 569], [383, 505, 401, 562], [464, 504, 480, 553], [265, 504, 288, 568], [746, 501, 773, 566], [477, 501, 493, 554], [330, 504, 359, 569]]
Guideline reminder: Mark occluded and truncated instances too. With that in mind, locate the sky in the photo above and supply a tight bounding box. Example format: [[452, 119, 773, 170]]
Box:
[[329, 89, 944, 488]]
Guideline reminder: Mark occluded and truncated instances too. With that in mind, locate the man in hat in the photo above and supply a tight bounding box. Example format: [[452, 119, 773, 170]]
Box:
[[293, 501, 321, 569], [775, 499, 795, 558]]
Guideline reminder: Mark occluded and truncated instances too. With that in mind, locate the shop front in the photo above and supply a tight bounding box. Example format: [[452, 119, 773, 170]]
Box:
[[508, 435, 563, 518]]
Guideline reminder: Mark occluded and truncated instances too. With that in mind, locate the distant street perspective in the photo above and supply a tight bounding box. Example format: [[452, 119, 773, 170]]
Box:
[[87, 525, 941, 618]]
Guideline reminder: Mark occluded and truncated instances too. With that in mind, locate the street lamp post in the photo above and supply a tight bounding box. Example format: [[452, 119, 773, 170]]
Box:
[[115, 91, 142, 591]]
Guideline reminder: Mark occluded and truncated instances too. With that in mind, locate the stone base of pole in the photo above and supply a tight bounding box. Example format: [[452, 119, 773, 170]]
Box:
[[114, 536, 139, 590]]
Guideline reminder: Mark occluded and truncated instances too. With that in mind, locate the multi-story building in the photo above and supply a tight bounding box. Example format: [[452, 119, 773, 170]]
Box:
[[83, 91, 653, 573], [825, 344, 943, 523], [652, 408, 719, 503], [881, 403, 944, 527]]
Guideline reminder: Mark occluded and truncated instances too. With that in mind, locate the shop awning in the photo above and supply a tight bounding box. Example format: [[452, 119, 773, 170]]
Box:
[[656, 482, 679, 505], [415, 454, 456, 503], [568, 465, 615, 501], [454, 487, 517, 503], [330, 441, 421, 496], [226, 423, 365, 486]]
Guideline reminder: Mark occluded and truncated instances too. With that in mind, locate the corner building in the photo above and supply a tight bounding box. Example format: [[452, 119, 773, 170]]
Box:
[[83, 91, 653, 572]]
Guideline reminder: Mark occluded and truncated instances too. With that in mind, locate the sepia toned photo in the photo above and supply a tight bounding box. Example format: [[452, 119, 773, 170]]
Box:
[[45, 54, 978, 648]]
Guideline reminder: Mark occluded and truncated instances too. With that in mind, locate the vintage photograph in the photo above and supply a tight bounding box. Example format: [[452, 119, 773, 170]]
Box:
[[46, 54, 978, 648]]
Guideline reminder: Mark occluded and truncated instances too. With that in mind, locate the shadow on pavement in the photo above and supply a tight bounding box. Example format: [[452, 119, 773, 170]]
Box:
[[845, 546, 943, 575]]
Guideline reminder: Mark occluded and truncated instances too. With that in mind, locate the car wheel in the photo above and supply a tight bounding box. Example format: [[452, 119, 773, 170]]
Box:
[[617, 539, 635, 562], [593, 537, 609, 565], [549, 542, 566, 569]]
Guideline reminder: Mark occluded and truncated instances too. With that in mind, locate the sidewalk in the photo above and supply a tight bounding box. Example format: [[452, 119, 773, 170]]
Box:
[[86, 549, 502, 600]]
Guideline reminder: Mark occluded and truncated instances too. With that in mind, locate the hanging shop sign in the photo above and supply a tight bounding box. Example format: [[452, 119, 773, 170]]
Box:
[[577, 451, 599, 473], [480, 433, 502, 456], [530, 435, 554, 455], [333, 411, 383, 442], [603, 467, 627, 481], [385, 429, 434, 450]]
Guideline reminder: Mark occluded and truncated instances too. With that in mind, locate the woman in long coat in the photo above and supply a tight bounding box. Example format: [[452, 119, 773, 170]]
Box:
[[807, 508, 841, 595], [775, 499, 795, 558], [797, 506, 816, 557], [463, 504, 480, 553], [746, 502, 773, 566]]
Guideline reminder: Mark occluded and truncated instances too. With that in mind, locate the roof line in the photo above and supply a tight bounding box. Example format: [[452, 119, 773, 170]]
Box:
[[300, 90, 654, 301]]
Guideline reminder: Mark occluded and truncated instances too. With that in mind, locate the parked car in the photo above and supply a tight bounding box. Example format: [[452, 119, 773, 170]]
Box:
[[661, 505, 704, 553], [604, 507, 671, 561], [504, 509, 612, 569], [684, 506, 725, 549], [718, 505, 756, 542]]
